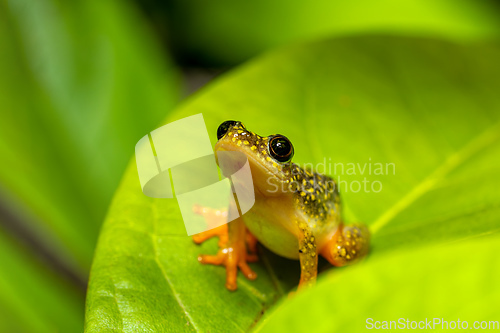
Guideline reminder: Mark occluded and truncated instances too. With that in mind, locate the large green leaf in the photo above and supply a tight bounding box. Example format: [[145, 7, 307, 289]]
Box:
[[0, 228, 83, 333], [85, 36, 500, 332], [254, 234, 500, 332], [0, 0, 178, 331], [159, 0, 500, 64], [0, 0, 179, 270]]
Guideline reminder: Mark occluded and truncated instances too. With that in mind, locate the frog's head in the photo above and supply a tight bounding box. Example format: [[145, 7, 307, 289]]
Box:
[[214, 120, 295, 197]]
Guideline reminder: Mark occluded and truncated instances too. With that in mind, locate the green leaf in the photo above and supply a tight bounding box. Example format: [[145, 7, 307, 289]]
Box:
[[0, 0, 179, 270], [0, 228, 83, 333], [254, 234, 500, 332], [1, 0, 179, 331], [86, 36, 500, 331], [162, 0, 500, 64]]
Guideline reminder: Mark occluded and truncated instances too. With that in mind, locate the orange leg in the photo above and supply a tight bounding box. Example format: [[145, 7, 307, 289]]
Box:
[[192, 206, 259, 291]]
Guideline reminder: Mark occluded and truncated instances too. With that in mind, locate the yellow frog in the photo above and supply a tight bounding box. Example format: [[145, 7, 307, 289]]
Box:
[[193, 121, 369, 291]]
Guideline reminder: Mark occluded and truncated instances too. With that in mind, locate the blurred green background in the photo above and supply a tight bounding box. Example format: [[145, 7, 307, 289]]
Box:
[[1, 0, 500, 332]]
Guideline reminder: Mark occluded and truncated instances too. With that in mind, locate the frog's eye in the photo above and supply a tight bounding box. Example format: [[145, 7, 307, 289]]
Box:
[[217, 120, 237, 140], [269, 135, 294, 163]]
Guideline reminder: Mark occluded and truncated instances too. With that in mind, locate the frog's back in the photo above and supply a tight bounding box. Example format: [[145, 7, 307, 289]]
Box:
[[290, 164, 341, 234]]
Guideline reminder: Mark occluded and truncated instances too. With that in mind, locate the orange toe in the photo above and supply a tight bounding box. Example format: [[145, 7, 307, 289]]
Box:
[[193, 224, 228, 246], [198, 243, 257, 291], [192, 204, 229, 246], [198, 253, 223, 265], [238, 261, 257, 280]]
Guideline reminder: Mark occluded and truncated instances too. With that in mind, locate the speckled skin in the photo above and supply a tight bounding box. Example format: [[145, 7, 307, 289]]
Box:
[[194, 121, 370, 290]]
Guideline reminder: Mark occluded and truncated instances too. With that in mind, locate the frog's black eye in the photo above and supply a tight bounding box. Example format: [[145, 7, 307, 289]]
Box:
[[269, 135, 294, 163], [217, 120, 237, 140]]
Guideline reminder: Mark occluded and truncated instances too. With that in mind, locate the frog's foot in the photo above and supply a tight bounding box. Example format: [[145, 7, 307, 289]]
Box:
[[192, 205, 228, 247], [198, 241, 258, 291], [319, 223, 370, 267], [195, 214, 258, 291]]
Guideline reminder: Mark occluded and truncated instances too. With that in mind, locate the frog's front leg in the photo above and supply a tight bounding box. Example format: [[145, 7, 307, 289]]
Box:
[[192, 205, 228, 246], [319, 223, 370, 267], [195, 216, 258, 291], [297, 221, 318, 289]]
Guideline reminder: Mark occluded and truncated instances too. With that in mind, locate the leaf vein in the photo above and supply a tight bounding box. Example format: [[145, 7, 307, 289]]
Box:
[[370, 121, 500, 233]]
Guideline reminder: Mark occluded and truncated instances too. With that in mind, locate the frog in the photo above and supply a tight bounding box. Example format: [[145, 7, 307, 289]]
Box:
[[192, 120, 370, 291]]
